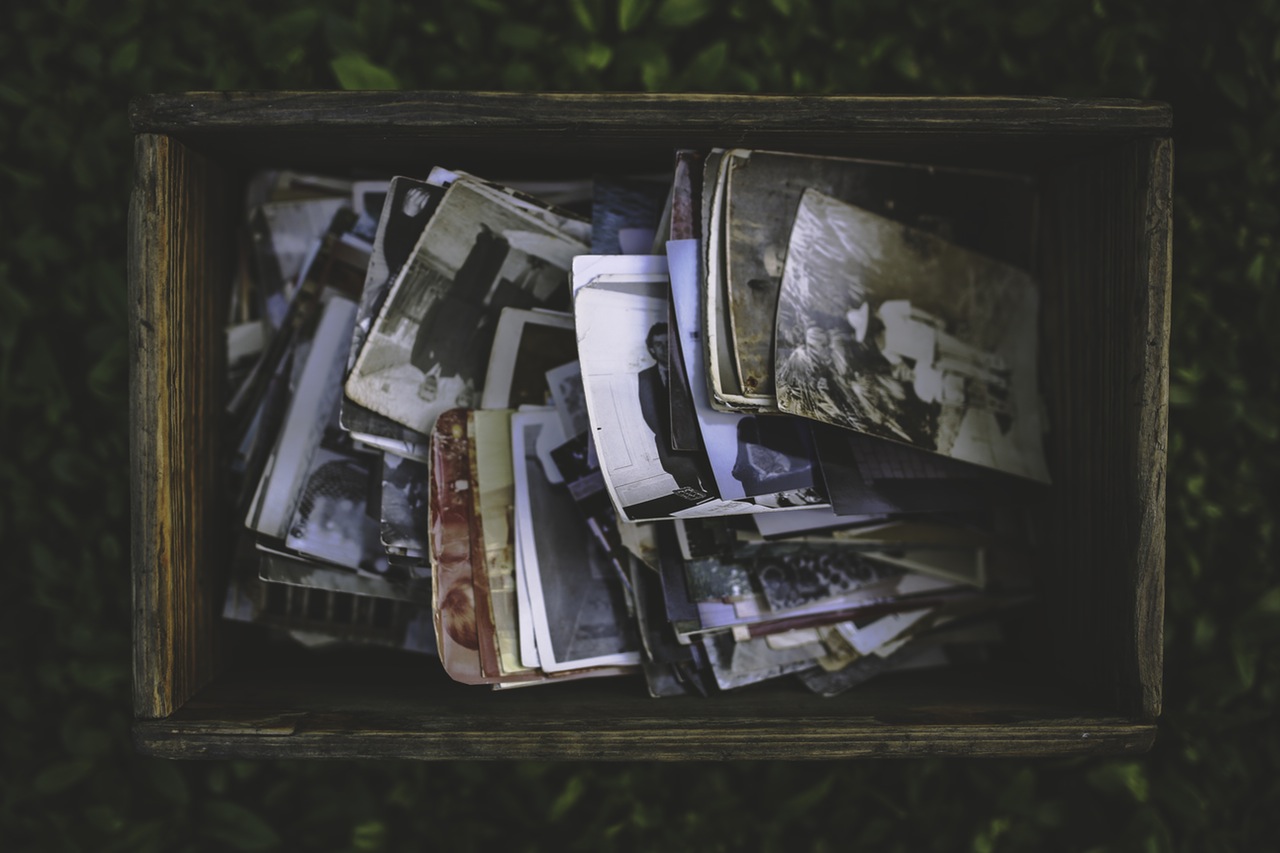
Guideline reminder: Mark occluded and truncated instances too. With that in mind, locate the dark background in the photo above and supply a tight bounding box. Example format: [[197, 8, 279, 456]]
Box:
[[2, 0, 1276, 848]]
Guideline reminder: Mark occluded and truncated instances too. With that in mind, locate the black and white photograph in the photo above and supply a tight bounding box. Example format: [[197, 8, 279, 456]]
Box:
[[340, 177, 445, 454], [774, 189, 1051, 482], [251, 195, 349, 328], [590, 175, 669, 254], [345, 180, 588, 436], [546, 360, 590, 439], [284, 444, 386, 575], [812, 426, 1004, 517], [428, 167, 594, 246], [700, 630, 826, 691], [721, 148, 1036, 399], [479, 308, 577, 410], [246, 294, 358, 543], [669, 239, 829, 505], [702, 149, 771, 411], [511, 410, 642, 673], [379, 453, 429, 555], [574, 276, 724, 521], [745, 546, 904, 612], [257, 546, 424, 604]]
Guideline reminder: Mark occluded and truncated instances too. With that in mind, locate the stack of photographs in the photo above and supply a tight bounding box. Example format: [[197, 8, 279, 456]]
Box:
[[219, 151, 1050, 697]]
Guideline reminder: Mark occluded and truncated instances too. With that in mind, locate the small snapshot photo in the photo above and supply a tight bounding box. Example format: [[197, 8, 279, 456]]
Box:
[[480, 308, 577, 410], [546, 360, 590, 439], [285, 446, 386, 576], [512, 410, 642, 672], [575, 278, 720, 520], [774, 189, 1050, 483], [379, 454, 429, 554], [725, 416, 818, 499]]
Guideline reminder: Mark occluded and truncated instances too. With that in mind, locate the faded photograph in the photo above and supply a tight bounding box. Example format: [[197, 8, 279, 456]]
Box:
[[774, 190, 1050, 483], [722, 148, 1036, 399], [346, 181, 587, 435]]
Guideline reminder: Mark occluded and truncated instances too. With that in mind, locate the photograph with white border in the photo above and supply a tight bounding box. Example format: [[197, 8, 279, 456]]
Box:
[[511, 409, 642, 673]]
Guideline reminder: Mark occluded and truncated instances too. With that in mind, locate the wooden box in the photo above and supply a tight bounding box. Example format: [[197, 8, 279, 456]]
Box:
[[129, 93, 1170, 759]]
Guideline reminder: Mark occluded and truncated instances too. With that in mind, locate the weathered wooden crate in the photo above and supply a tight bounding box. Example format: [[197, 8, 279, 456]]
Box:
[[129, 92, 1170, 759]]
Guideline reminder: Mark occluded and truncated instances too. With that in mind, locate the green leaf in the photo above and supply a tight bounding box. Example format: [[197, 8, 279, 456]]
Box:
[[1214, 71, 1248, 110], [682, 40, 728, 83], [776, 773, 835, 823], [330, 54, 399, 90], [585, 42, 613, 71], [569, 0, 598, 32], [352, 820, 386, 851], [35, 758, 94, 795], [146, 758, 190, 806], [656, 0, 713, 28], [108, 40, 139, 75], [201, 801, 281, 851], [1087, 761, 1150, 803], [641, 53, 670, 90], [549, 775, 585, 821], [618, 0, 653, 32], [1255, 586, 1280, 614], [496, 22, 544, 50], [1012, 4, 1059, 38]]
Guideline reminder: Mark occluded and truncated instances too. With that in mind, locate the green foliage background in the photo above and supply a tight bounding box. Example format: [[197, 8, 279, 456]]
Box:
[[2, 0, 1277, 848]]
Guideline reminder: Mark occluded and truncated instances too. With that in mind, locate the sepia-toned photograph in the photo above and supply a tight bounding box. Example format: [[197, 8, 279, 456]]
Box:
[[469, 409, 533, 678], [429, 408, 486, 685], [774, 189, 1051, 482], [512, 410, 642, 673], [346, 180, 587, 436]]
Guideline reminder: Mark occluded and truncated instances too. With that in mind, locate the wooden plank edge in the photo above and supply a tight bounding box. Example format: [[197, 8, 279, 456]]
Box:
[[129, 92, 1172, 135], [134, 719, 1156, 760], [130, 133, 176, 719], [1130, 137, 1172, 721]]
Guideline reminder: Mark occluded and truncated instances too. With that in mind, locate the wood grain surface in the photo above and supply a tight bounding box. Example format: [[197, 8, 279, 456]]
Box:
[[132, 659, 1156, 759], [129, 134, 232, 719], [1037, 137, 1171, 721]]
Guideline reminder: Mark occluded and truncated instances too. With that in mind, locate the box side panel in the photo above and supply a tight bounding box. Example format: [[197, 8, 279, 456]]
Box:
[[132, 661, 1156, 759], [1039, 138, 1169, 720], [127, 93, 1172, 177], [129, 134, 231, 719], [1130, 137, 1171, 719], [129, 92, 1173, 135]]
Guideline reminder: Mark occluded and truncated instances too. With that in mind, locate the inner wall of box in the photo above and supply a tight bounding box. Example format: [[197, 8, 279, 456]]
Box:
[[170, 130, 1154, 718]]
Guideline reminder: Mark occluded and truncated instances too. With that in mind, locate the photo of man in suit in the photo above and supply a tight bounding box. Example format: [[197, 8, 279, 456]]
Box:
[[636, 322, 711, 498]]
